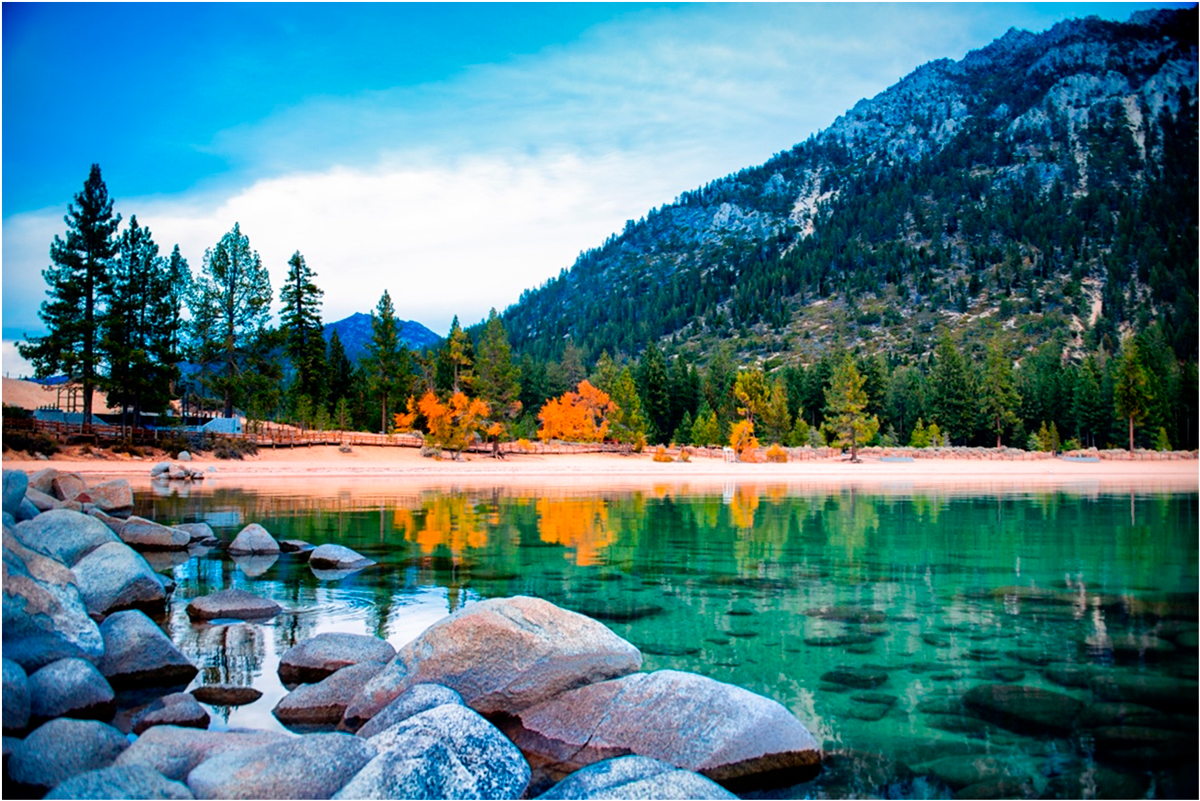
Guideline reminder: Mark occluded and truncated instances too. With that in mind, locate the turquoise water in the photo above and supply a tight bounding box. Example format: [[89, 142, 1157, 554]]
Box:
[[135, 482, 1198, 799]]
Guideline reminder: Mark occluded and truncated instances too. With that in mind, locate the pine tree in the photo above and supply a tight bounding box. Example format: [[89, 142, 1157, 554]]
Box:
[[19, 164, 121, 425], [691, 404, 721, 446], [475, 309, 522, 453], [326, 330, 354, 412], [1114, 338, 1153, 451], [365, 290, 412, 433], [760, 377, 793, 444], [636, 341, 671, 444], [188, 223, 273, 418], [608, 366, 647, 448], [980, 341, 1021, 447], [1072, 355, 1108, 448], [824, 354, 880, 462], [928, 333, 977, 444], [279, 251, 326, 408], [733, 368, 771, 423]]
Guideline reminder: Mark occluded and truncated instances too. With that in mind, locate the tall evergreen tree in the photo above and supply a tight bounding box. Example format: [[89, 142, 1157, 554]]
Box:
[[1072, 355, 1108, 448], [1114, 338, 1153, 451], [928, 334, 977, 444], [436, 316, 475, 395], [279, 251, 327, 408], [760, 376, 793, 445], [475, 309, 522, 424], [326, 330, 354, 412], [979, 341, 1021, 447], [162, 244, 192, 394], [365, 290, 411, 433], [636, 341, 671, 444], [824, 354, 879, 462], [188, 223, 273, 418], [19, 164, 120, 424], [608, 366, 647, 448]]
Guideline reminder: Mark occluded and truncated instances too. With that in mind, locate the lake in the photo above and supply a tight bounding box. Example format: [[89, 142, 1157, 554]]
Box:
[[133, 479, 1198, 799]]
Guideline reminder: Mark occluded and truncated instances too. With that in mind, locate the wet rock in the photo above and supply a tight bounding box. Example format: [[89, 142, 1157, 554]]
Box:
[[962, 684, 1083, 735], [87, 480, 134, 515], [190, 684, 262, 707], [120, 516, 191, 550], [356, 684, 465, 740], [851, 692, 897, 706], [231, 553, 278, 578], [1042, 663, 1094, 689], [279, 539, 315, 553], [7, 717, 129, 791], [185, 732, 375, 800], [98, 609, 198, 689], [916, 697, 965, 715], [11, 509, 120, 567], [922, 632, 951, 648], [2, 658, 30, 734], [638, 642, 702, 657], [27, 658, 115, 723], [3, 470, 29, 516], [44, 764, 195, 800], [568, 598, 665, 623], [173, 523, 218, 544], [72, 541, 167, 618], [922, 755, 1025, 789], [336, 703, 530, 800], [535, 755, 737, 800], [227, 523, 280, 555], [1090, 673, 1199, 712], [1008, 648, 1056, 666], [186, 588, 281, 621], [343, 596, 642, 728], [275, 661, 388, 728], [805, 632, 875, 647], [977, 666, 1025, 683], [279, 632, 397, 685], [845, 703, 890, 722], [504, 669, 821, 790], [820, 667, 889, 689], [309, 543, 376, 571], [132, 692, 210, 735], [922, 715, 995, 736], [803, 605, 886, 624], [3, 531, 105, 671], [51, 472, 89, 502], [115, 725, 289, 781]]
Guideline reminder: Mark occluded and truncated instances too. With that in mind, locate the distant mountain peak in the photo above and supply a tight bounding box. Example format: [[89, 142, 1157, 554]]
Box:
[[324, 312, 441, 363]]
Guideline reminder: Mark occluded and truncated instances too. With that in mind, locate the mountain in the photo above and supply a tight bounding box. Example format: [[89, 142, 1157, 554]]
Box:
[[500, 8, 1197, 366], [324, 313, 441, 363]]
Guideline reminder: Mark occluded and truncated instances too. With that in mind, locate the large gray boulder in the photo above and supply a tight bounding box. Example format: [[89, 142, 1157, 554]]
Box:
[[87, 479, 134, 515], [186, 588, 281, 621], [2, 531, 105, 671], [185, 732, 375, 799], [3, 469, 29, 516], [45, 764, 195, 800], [335, 703, 530, 800], [120, 516, 191, 550], [72, 541, 167, 618], [308, 544, 375, 571], [506, 669, 822, 789], [98, 609, 198, 689], [27, 657, 115, 723], [228, 523, 280, 555], [7, 717, 129, 791], [2, 658, 30, 734], [11, 509, 120, 567], [356, 683, 465, 740], [132, 692, 211, 735], [274, 661, 389, 727], [343, 596, 642, 730], [279, 632, 397, 685], [115, 725, 289, 781], [537, 756, 738, 800]]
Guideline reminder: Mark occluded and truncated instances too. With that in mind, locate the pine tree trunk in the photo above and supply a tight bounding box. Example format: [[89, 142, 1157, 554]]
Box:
[[1128, 416, 1134, 452]]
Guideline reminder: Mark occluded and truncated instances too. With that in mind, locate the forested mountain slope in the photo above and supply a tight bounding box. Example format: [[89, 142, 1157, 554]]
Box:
[[501, 8, 1197, 366]]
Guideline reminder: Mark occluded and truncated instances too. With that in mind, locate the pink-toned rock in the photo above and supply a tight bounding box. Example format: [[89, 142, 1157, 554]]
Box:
[[342, 596, 641, 730], [503, 669, 821, 790], [87, 480, 133, 515], [51, 473, 88, 502]]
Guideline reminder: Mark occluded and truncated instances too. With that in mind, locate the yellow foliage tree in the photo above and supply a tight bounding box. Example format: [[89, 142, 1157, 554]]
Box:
[[537, 380, 615, 443], [395, 390, 492, 459], [729, 419, 760, 462]]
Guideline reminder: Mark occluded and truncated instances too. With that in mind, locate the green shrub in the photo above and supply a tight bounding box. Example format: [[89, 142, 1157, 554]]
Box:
[[212, 437, 258, 460]]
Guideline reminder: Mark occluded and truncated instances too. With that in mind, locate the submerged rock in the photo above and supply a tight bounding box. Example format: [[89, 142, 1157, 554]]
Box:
[[336, 703, 530, 800], [820, 667, 889, 690], [343, 596, 642, 729], [186, 588, 282, 621], [309, 543, 375, 571], [279, 632, 397, 685], [505, 669, 821, 791], [190, 684, 262, 707], [7, 717, 129, 792], [962, 684, 1083, 735], [185, 732, 375, 800], [1090, 673, 1199, 712], [803, 606, 887, 624]]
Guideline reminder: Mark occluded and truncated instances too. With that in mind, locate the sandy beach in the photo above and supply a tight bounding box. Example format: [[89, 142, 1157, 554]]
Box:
[[4, 445, 1196, 495]]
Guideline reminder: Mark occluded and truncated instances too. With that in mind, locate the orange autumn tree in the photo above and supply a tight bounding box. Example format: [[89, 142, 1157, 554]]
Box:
[[537, 380, 615, 443], [395, 390, 496, 459]]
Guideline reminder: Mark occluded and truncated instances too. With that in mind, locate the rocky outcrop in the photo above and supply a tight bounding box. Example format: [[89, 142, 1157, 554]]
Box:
[[98, 609, 197, 689], [44, 764, 195, 800], [274, 661, 389, 727], [228, 523, 280, 555], [343, 596, 642, 729], [132, 692, 211, 735], [115, 725, 289, 781], [505, 670, 822, 790], [185, 732, 375, 800], [537, 756, 738, 800], [2, 531, 105, 671], [26, 657, 115, 723], [186, 588, 282, 621], [309, 544, 376, 571], [11, 509, 120, 567], [7, 717, 129, 792], [335, 703, 530, 800], [278, 632, 397, 685], [71, 541, 167, 618]]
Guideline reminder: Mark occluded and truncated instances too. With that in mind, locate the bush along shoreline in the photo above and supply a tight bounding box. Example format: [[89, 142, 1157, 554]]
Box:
[[2, 467, 824, 800]]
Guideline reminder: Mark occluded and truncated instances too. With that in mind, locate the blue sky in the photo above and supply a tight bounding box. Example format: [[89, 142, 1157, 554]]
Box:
[[2, 2, 1181, 376]]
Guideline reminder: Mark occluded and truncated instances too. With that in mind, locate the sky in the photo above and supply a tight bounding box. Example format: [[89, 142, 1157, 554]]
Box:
[[2, 1, 1181, 377]]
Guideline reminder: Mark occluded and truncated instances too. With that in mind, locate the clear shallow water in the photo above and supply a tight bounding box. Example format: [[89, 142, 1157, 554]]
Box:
[[134, 482, 1198, 799]]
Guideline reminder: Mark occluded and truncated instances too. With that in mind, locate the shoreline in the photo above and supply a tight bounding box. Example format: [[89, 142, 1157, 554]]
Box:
[[4, 447, 1196, 494]]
